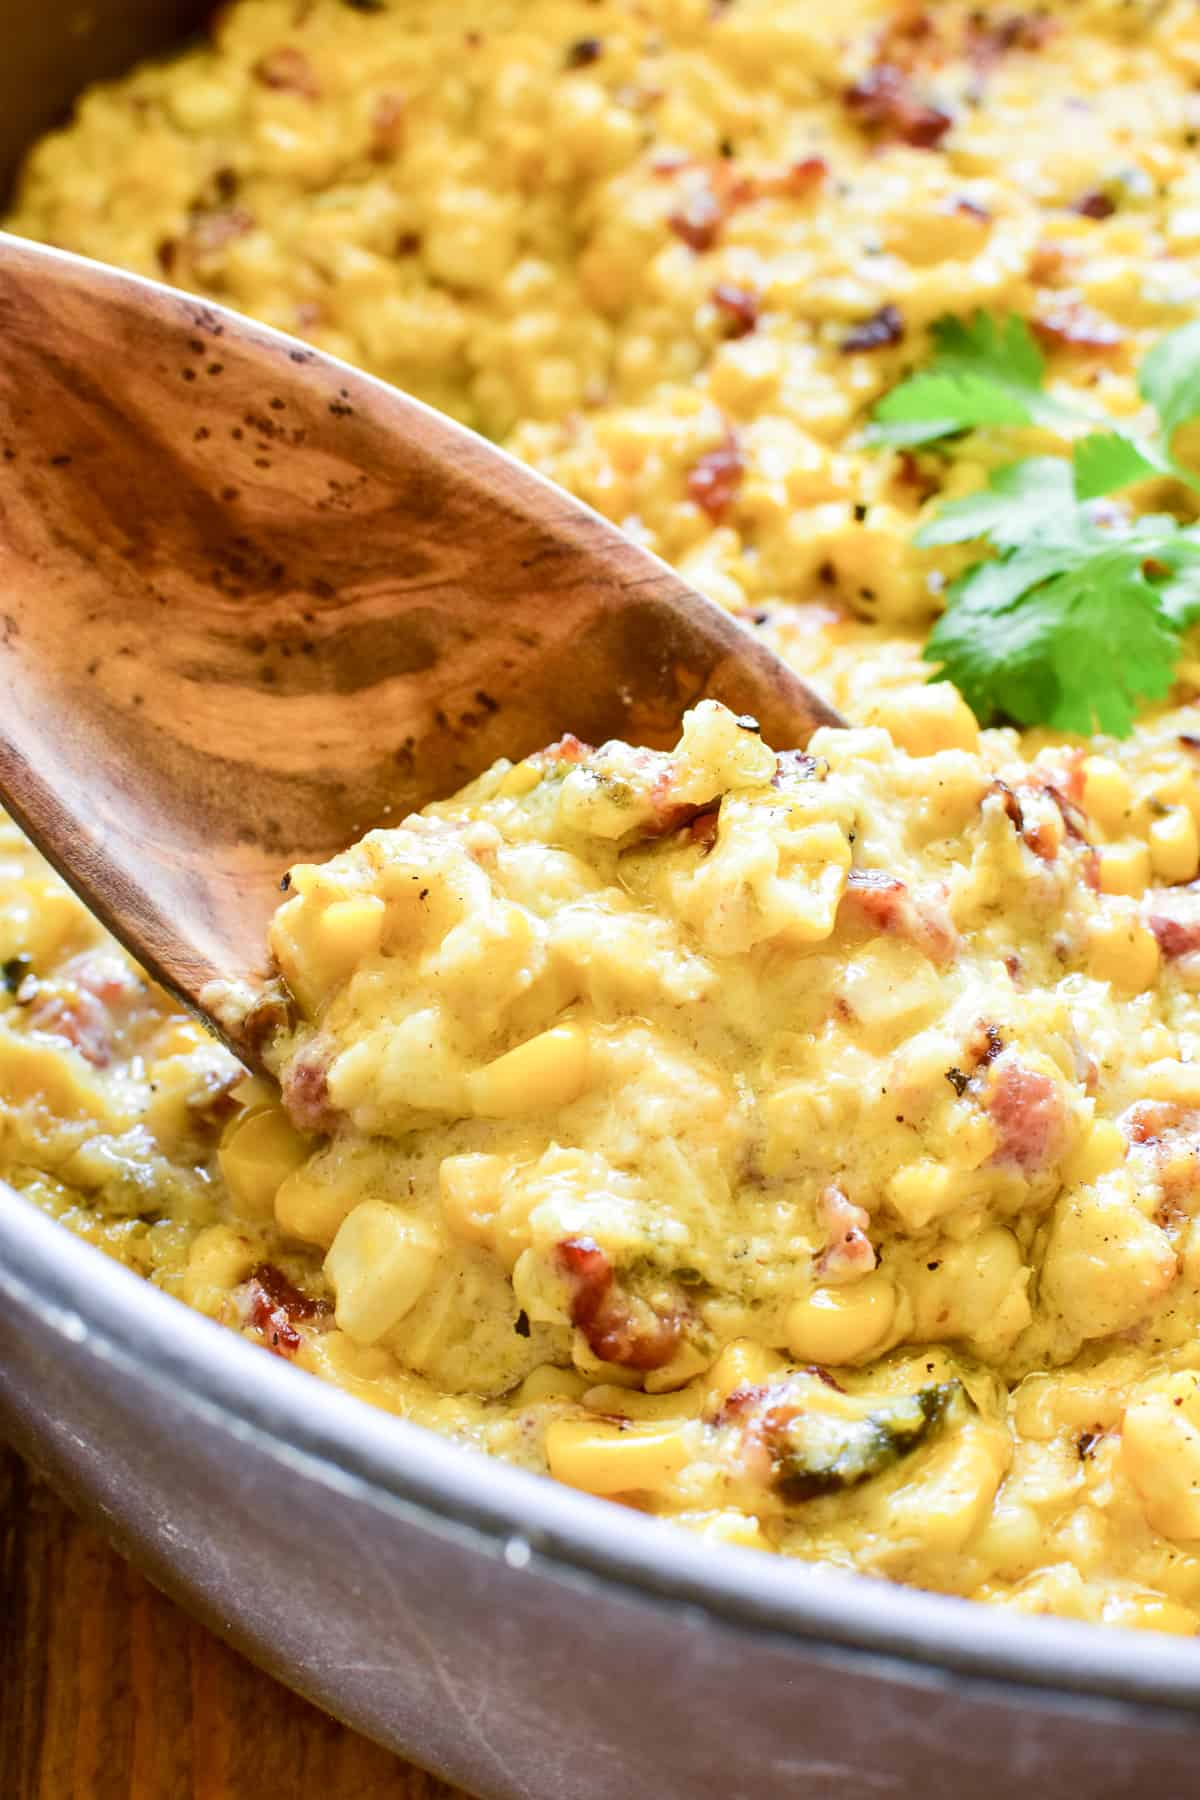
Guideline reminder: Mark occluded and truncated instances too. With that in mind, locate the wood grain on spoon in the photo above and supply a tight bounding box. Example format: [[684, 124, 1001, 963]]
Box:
[[0, 233, 843, 1067]]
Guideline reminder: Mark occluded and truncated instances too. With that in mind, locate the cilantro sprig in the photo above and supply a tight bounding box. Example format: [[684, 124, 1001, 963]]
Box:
[[866, 312, 1200, 735]]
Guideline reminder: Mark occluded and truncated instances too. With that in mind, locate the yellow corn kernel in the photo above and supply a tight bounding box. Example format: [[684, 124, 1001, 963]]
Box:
[[867, 682, 979, 756], [154, 1017, 212, 1060], [1086, 900, 1161, 992], [274, 1163, 361, 1248], [514, 1364, 590, 1405], [466, 1023, 591, 1118], [684, 1509, 770, 1551], [1149, 807, 1200, 884], [703, 1338, 787, 1410], [498, 760, 543, 798], [583, 1383, 703, 1421], [1096, 841, 1151, 898], [545, 1418, 691, 1496], [231, 1073, 277, 1110], [439, 1152, 504, 1247], [314, 895, 386, 977], [1121, 1377, 1200, 1542], [1102, 1594, 1200, 1637], [1081, 756, 1132, 833], [785, 1273, 897, 1365], [324, 1201, 440, 1346], [1065, 1119, 1127, 1185], [886, 1159, 963, 1230], [219, 1105, 310, 1221], [182, 1223, 258, 1313]]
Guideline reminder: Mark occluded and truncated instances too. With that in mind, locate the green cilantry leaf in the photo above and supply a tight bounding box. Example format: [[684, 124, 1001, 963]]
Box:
[[916, 457, 1076, 548], [1071, 431, 1166, 501], [865, 312, 1077, 447], [1138, 319, 1200, 440], [926, 530, 1191, 737]]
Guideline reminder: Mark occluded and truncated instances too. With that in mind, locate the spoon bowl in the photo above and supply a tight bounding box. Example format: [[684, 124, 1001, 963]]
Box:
[[0, 233, 841, 1064]]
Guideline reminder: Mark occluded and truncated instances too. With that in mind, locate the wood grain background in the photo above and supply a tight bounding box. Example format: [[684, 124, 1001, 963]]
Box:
[[0, 1445, 473, 1799]]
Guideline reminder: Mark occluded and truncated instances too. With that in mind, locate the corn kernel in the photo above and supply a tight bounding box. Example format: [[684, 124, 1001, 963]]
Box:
[[784, 1273, 897, 1365], [1121, 1377, 1200, 1542], [514, 1364, 589, 1404], [867, 683, 979, 756], [274, 1162, 360, 1247], [1065, 1119, 1127, 1185], [886, 1159, 963, 1229], [325, 1201, 440, 1345], [219, 1105, 310, 1221], [1096, 841, 1151, 897], [545, 1418, 691, 1495], [466, 1023, 592, 1118], [703, 1338, 787, 1410], [498, 760, 544, 798], [1086, 900, 1161, 992], [1149, 807, 1200, 884], [1082, 756, 1132, 832]]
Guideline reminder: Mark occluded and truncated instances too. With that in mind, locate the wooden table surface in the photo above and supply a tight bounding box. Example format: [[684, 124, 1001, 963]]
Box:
[[0, 1445, 473, 1800]]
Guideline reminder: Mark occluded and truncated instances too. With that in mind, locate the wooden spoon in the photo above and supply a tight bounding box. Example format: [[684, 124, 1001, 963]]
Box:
[[0, 234, 843, 1067]]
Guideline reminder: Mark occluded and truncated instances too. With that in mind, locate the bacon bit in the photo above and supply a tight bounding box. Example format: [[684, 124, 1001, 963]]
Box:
[[984, 1057, 1068, 1173], [557, 1237, 682, 1370], [989, 779, 1025, 835], [1029, 239, 1070, 285], [26, 989, 113, 1067], [844, 65, 953, 150], [760, 155, 828, 197], [253, 47, 321, 97], [1073, 189, 1116, 221], [565, 36, 604, 67], [892, 449, 940, 504], [1004, 951, 1023, 984], [186, 207, 256, 257], [814, 1185, 876, 1281], [965, 1021, 1005, 1070], [711, 281, 760, 338], [281, 1046, 338, 1133], [1179, 733, 1200, 751], [841, 304, 905, 354], [245, 1262, 328, 1359], [686, 807, 722, 853], [668, 185, 725, 252], [687, 433, 745, 520], [541, 733, 594, 767], [369, 91, 406, 160], [1147, 911, 1200, 960], [840, 868, 958, 964], [1032, 301, 1124, 353], [966, 11, 1058, 74], [1122, 1101, 1182, 1146]]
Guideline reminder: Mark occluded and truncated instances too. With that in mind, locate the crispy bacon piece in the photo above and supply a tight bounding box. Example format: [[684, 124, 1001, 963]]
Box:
[[839, 868, 958, 963], [711, 281, 760, 338], [668, 186, 725, 252], [814, 1184, 876, 1281], [984, 1056, 1069, 1173], [253, 47, 321, 96], [26, 950, 144, 1068], [244, 1262, 328, 1359], [1146, 888, 1200, 959], [1032, 301, 1123, 353], [966, 11, 1058, 75], [687, 433, 745, 520], [185, 207, 256, 257], [370, 91, 406, 160], [281, 1045, 339, 1132], [844, 64, 952, 149], [1073, 189, 1116, 221], [557, 1237, 682, 1370], [841, 304, 905, 354], [541, 733, 594, 767]]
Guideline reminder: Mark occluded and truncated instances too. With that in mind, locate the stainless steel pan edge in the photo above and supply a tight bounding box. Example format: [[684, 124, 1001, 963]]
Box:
[[0, 1188, 1197, 1800]]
